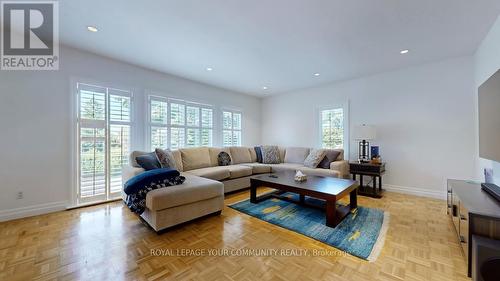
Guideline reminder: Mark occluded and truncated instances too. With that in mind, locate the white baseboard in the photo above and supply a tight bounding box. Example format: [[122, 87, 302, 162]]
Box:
[[384, 184, 446, 200], [0, 184, 444, 222], [0, 201, 67, 222]]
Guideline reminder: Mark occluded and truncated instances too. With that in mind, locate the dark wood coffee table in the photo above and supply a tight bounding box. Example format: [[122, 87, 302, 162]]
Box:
[[250, 172, 359, 227]]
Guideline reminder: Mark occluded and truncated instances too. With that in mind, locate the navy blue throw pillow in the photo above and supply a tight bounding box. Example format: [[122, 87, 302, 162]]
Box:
[[124, 168, 180, 195], [136, 152, 161, 171], [254, 146, 263, 163]]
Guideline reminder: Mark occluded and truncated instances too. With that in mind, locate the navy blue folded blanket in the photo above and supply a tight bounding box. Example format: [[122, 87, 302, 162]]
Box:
[[124, 168, 185, 215]]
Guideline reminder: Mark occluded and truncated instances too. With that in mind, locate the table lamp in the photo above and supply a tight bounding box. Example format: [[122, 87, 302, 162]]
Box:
[[353, 124, 376, 162]]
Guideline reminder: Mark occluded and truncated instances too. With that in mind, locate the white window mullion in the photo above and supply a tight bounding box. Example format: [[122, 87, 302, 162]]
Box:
[[105, 88, 111, 200], [184, 101, 187, 147]]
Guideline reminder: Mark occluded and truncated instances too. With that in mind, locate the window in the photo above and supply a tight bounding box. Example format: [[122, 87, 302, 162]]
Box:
[[149, 96, 213, 150], [320, 108, 344, 149], [77, 83, 132, 204], [222, 110, 242, 146]]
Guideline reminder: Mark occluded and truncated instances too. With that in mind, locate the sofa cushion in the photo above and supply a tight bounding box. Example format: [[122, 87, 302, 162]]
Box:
[[229, 147, 252, 164], [284, 147, 311, 164], [268, 163, 303, 172], [185, 166, 230, 181], [279, 147, 286, 163], [304, 149, 327, 168], [249, 148, 258, 162], [228, 165, 253, 179], [180, 147, 211, 171], [135, 152, 161, 170], [241, 163, 272, 174], [297, 167, 339, 178], [171, 150, 183, 172], [261, 145, 281, 164], [146, 174, 223, 211], [317, 150, 342, 169]]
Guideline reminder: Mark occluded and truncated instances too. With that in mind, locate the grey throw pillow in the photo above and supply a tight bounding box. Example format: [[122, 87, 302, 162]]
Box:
[[261, 145, 281, 164], [317, 150, 341, 169], [218, 151, 232, 166], [304, 149, 327, 168], [155, 148, 178, 170]]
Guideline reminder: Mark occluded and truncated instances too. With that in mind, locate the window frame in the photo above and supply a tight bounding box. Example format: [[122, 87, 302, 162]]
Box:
[[75, 82, 134, 205], [221, 109, 243, 147], [317, 102, 349, 157], [148, 95, 214, 150]]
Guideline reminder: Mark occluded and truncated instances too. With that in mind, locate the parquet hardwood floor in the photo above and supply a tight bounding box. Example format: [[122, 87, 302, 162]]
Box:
[[0, 188, 470, 281]]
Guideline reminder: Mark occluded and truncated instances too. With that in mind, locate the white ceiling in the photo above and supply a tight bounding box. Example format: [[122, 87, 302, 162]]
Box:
[[59, 0, 500, 96]]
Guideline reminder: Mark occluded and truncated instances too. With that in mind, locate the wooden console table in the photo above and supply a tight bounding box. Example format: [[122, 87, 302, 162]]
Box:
[[447, 179, 500, 277], [349, 162, 385, 198]]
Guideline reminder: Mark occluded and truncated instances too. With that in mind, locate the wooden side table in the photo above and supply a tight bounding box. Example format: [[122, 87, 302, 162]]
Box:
[[349, 162, 386, 198]]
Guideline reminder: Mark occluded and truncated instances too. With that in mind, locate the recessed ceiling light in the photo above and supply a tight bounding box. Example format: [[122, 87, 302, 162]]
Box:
[[87, 26, 98, 32], [206, 67, 213, 71], [400, 49, 409, 54], [314, 73, 320, 77], [262, 86, 268, 90]]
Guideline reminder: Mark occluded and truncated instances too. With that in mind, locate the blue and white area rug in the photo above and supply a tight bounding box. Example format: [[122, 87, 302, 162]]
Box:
[[229, 192, 389, 261]]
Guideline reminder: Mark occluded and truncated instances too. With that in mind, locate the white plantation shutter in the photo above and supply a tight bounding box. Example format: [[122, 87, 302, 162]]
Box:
[[79, 127, 106, 198], [320, 108, 344, 149], [201, 108, 213, 146], [149, 96, 213, 149], [170, 102, 185, 126], [109, 125, 130, 193], [78, 84, 107, 201], [222, 110, 242, 146], [150, 98, 168, 150], [151, 127, 168, 150], [170, 127, 185, 149], [77, 83, 133, 204]]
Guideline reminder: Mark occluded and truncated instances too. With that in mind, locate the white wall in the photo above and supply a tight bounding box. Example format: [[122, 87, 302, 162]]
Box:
[[262, 57, 476, 198], [474, 15, 500, 184], [0, 46, 261, 221]]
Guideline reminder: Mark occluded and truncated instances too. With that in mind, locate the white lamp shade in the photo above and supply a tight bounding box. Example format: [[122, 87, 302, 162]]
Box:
[[353, 124, 376, 140]]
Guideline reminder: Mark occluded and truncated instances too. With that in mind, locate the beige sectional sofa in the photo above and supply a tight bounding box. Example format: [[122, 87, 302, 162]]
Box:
[[122, 146, 349, 232]]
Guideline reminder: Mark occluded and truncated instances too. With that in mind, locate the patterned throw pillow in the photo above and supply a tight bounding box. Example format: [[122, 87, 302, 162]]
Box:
[[304, 149, 327, 168], [155, 148, 178, 170], [218, 151, 232, 166], [261, 145, 281, 164]]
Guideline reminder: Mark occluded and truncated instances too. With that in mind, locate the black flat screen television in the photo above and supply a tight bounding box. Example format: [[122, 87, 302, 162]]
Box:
[[479, 69, 500, 163]]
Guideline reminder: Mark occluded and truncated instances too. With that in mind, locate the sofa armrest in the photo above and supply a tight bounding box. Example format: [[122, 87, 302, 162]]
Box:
[[330, 160, 349, 179], [122, 165, 145, 185]]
